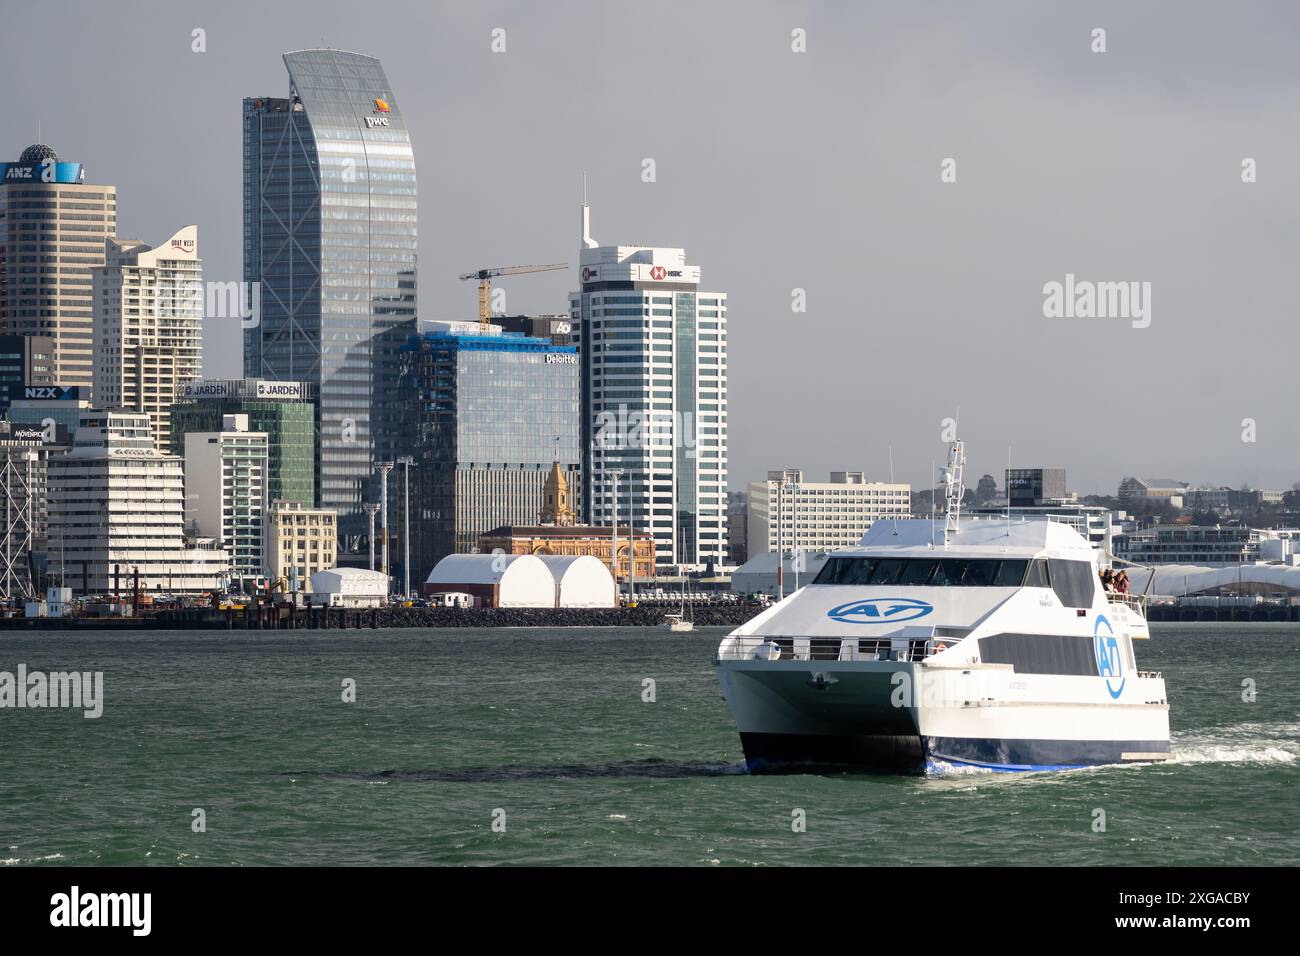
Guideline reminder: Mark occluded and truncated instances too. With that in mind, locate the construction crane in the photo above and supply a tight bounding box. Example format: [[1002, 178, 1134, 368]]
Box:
[[459, 263, 567, 329]]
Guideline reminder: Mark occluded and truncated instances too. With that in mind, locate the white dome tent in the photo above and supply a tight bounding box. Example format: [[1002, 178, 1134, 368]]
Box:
[[730, 551, 834, 597], [535, 554, 616, 608], [425, 553, 555, 608], [1124, 563, 1300, 598]]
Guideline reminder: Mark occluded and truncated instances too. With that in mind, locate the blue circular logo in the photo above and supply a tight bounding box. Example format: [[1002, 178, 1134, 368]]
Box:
[[827, 598, 934, 624], [1093, 614, 1125, 699]]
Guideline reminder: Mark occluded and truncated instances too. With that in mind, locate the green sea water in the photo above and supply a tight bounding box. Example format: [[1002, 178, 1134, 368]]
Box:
[[0, 624, 1295, 866]]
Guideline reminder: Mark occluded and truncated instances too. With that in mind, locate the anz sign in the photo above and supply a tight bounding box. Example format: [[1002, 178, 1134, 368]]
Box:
[[827, 598, 934, 624]]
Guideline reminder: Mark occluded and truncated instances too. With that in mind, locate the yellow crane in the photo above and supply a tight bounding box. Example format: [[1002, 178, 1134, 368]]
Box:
[[459, 263, 567, 329]]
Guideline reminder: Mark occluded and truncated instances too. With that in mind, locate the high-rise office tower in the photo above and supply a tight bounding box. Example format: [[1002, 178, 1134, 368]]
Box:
[[0, 145, 116, 387], [93, 225, 203, 449], [400, 321, 581, 582], [243, 50, 418, 550], [570, 201, 728, 571]]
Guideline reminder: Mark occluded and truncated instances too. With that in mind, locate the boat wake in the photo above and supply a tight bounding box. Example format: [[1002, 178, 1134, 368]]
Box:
[[1168, 721, 1299, 766]]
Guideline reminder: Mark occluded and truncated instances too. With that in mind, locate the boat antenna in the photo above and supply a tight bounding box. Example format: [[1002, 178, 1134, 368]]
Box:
[[930, 459, 937, 547], [942, 429, 965, 548]]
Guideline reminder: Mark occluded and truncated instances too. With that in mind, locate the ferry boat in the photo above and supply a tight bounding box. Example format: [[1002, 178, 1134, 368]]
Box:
[[714, 439, 1170, 773]]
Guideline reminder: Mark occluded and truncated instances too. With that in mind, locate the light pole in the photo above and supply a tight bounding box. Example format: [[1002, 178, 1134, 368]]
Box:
[[375, 461, 394, 590], [792, 479, 800, 592], [363, 503, 379, 570], [774, 475, 786, 601], [398, 456, 415, 598], [609, 469, 622, 602]]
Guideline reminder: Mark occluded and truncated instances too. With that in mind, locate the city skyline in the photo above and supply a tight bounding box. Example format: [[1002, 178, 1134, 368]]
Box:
[[3, 1, 1299, 496]]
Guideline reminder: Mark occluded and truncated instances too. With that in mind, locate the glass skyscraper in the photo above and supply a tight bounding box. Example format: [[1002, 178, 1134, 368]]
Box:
[[243, 49, 417, 550], [399, 323, 581, 582]]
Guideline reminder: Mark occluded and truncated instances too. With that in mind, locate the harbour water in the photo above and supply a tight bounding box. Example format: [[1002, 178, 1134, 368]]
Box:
[[0, 624, 1295, 866]]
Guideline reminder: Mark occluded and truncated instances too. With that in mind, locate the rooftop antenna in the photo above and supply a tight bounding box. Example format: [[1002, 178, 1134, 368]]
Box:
[[941, 427, 965, 548], [581, 172, 598, 249]]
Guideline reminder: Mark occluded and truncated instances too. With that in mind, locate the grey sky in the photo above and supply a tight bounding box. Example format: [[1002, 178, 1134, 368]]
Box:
[[4, 1, 1298, 495]]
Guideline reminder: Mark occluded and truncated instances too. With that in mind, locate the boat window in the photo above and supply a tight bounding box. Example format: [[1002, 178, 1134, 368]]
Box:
[[813, 557, 1031, 587], [928, 560, 955, 586], [993, 560, 1029, 587], [959, 560, 996, 587], [1048, 559, 1096, 608], [899, 560, 937, 585], [979, 633, 1100, 676], [1024, 559, 1051, 588], [813, 557, 879, 585], [868, 559, 907, 585]]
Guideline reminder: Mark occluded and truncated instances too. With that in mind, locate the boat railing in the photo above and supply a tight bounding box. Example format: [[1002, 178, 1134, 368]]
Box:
[[718, 635, 964, 663], [1105, 591, 1147, 617]]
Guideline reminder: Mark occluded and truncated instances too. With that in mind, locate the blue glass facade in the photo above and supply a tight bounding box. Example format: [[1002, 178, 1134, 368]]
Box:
[[243, 50, 417, 548], [399, 331, 580, 577]]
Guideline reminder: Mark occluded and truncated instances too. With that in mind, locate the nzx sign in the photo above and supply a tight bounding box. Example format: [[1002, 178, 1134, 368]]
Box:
[[8, 384, 80, 401]]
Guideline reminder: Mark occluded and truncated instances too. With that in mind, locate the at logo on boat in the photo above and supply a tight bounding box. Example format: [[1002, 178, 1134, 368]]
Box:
[[1094, 615, 1125, 699], [827, 598, 934, 624]]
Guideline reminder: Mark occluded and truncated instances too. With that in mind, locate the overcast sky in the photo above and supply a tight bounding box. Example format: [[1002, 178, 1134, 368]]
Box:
[[4, 1, 1299, 494]]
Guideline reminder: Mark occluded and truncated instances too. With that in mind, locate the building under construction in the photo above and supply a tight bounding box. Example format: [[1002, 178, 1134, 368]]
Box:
[[0, 419, 69, 600], [397, 321, 580, 583]]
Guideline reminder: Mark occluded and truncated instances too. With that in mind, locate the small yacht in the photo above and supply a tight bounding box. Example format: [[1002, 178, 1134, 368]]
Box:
[[663, 611, 694, 633], [714, 439, 1170, 773], [662, 581, 695, 633]]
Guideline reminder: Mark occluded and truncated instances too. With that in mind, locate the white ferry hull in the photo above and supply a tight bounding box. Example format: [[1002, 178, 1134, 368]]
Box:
[[717, 659, 1170, 773]]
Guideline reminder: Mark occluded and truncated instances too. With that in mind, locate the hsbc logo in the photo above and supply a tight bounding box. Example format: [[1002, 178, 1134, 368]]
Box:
[[581, 266, 597, 282], [648, 266, 683, 280]]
